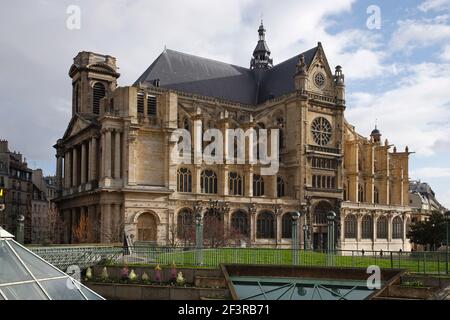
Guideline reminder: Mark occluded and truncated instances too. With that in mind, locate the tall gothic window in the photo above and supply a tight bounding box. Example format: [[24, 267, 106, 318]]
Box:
[[137, 92, 144, 114], [257, 211, 275, 239], [377, 216, 388, 239], [344, 215, 357, 239], [177, 168, 192, 193], [147, 95, 157, 116], [374, 187, 380, 204], [201, 170, 217, 194], [282, 213, 292, 238], [361, 215, 373, 239], [229, 172, 243, 196], [177, 209, 194, 243], [358, 184, 365, 203], [253, 174, 265, 197], [313, 201, 332, 225], [231, 210, 249, 236], [74, 84, 80, 113], [277, 176, 285, 197], [92, 82, 106, 115], [392, 216, 403, 239]]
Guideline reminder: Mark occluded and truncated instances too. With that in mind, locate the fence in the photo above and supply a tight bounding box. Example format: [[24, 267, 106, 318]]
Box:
[[30, 245, 450, 275]]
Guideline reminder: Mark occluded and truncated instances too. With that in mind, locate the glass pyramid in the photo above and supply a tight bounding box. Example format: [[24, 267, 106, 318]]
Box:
[[0, 228, 103, 300]]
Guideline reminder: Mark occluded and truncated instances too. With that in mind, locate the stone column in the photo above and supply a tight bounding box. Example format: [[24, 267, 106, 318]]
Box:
[[105, 129, 112, 178], [72, 147, 78, 187], [64, 150, 71, 189], [193, 165, 202, 194], [245, 166, 254, 197], [114, 130, 121, 179], [56, 151, 63, 191], [91, 137, 98, 181], [81, 142, 87, 185]]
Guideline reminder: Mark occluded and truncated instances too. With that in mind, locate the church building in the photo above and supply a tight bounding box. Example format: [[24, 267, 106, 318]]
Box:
[[54, 22, 413, 251]]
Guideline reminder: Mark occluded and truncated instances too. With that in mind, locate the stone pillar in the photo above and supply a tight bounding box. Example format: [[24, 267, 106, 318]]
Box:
[[193, 165, 202, 194], [81, 142, 87, 184], [114, 130, 121, 179], [56, 151, 63, 191], [90, 137, 98, 181], [72, 147, 78, 187], [105, 129, 112, 178], [64, 150, 72, 188], [245, 166, 254, 197], [222, 165, 229, 196], [271, 175, 278, 198]]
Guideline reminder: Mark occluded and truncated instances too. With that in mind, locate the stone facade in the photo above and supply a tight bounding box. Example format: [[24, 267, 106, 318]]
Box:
[[54, 28, 414, 251]]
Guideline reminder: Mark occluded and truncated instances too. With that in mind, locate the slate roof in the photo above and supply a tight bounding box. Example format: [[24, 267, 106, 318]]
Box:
[[134, 47, 318, 106]]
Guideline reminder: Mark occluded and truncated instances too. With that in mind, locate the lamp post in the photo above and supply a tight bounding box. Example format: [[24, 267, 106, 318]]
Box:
[[194, 201, 203, 266], [445, 211, 450, 275], [16, 214, 25, 244], [291, 212, 300, 265], [327, 211, 337, 266]]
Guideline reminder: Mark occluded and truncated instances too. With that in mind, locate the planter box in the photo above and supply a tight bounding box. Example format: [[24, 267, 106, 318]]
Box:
[[85, 282, 230, 300]]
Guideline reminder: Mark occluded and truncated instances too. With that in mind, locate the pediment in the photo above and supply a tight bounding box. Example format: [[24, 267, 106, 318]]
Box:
[[62, 115, 93, 140]]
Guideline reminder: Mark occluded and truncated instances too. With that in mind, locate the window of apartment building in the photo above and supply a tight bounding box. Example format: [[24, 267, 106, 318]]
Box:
[[177, 168, 192, 193], [312, 175, 335, 189], [0, 176, 4, 187], [200, 170, 217, 194], [228, 172, 243, 196], [147, 95, 157, 116], [253, 174, 265, 197]]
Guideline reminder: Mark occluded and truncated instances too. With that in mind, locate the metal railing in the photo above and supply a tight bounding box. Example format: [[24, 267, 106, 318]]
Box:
[[29, 245, 450, 275]]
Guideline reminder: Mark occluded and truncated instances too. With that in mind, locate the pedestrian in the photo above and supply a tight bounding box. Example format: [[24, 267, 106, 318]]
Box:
[[380, 249, 383, 257], [361, 249, 365, 256]]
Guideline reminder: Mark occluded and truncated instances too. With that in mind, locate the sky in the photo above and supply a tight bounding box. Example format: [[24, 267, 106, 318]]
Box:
[[0, 0, 449, 208]]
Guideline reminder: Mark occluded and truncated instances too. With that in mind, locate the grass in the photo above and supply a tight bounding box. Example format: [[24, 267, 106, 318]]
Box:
[[113, 248, 450, 275]]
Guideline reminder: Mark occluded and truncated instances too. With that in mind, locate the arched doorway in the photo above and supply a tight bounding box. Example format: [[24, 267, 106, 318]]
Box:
[[312, 201, 333, 251], [136, 212, 158, 242]]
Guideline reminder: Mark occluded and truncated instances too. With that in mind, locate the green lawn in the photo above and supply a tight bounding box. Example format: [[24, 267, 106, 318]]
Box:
[[120, 248, 449, 274]]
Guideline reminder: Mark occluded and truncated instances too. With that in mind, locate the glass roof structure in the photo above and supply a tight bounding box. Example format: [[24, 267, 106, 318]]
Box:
[[230, 276, 379, 300], [0, 228, 103, 300]]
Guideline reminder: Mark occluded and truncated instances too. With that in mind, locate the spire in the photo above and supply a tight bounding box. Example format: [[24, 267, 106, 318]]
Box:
[[250, 20, 273, 70]]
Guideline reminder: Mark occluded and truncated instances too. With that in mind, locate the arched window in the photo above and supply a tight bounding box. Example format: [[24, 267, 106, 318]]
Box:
[[358, 184, 365, 203], [231, 211, 249, 236], [257, 211, 275, 239], [377, 216, 388, 239], [277, 176, 285, 197], [392, 216, 403, 239], [177, 168, 192, 193], [201, 170, 217, 194], [177, 209, 194, 243], [344, 215, 357, 239], [92, 82, 106, 115], [313, 201, 332, 225], [282, 213, 292, 238], [374, 187, 380, 204], [361, 215, 373, 239], [203, 208, 224, 245], [229, 172, 243, 196], [253, 174, 265, 197], [183, 117, 190, 131]]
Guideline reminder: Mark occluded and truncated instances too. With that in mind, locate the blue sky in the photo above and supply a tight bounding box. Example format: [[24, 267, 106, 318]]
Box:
[[0, 0, 449, 207]]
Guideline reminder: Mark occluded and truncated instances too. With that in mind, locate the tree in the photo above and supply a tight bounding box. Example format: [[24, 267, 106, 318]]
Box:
[[407, 212, 447, 250]]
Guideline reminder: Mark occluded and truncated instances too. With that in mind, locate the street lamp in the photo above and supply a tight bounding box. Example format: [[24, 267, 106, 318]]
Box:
[[445, 211, 450, 275], [327, 211, 337, 266], [193, 201, 203, 266], [291, 212, 300, 265]]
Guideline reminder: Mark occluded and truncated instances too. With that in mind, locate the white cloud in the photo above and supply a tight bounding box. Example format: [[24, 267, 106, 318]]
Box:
[[418, 0, 450, 12], [411, 167, 450, 179], [346, 63, 450, 156], [390, 19, 450, 52], [441, 44, 450, 60]]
